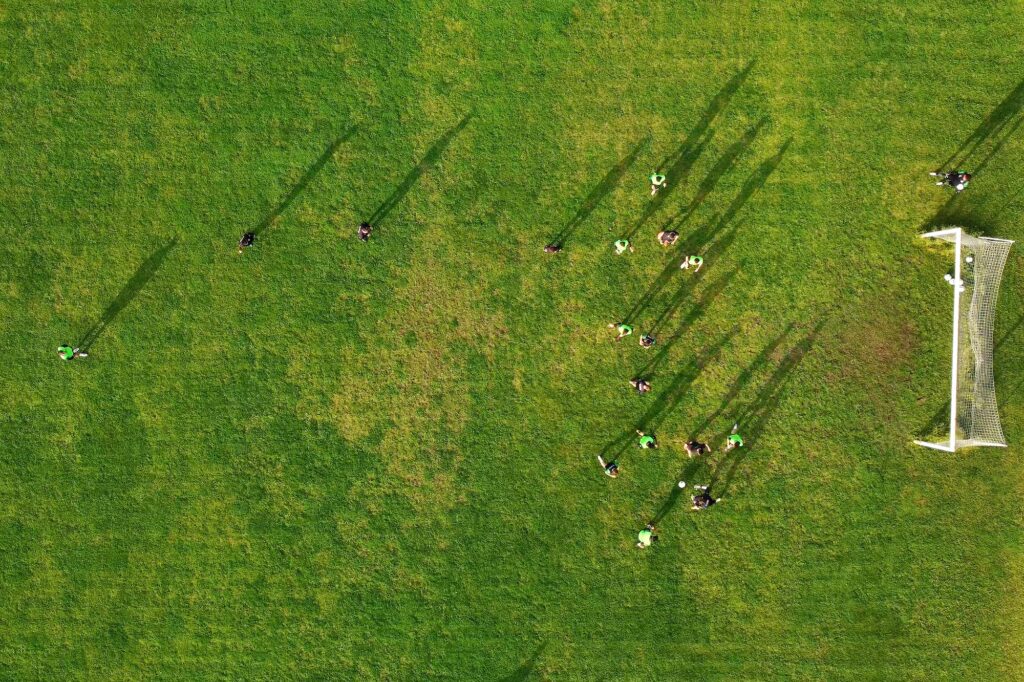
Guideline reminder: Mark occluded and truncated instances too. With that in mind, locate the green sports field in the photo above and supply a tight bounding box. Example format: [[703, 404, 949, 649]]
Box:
[[2, 2, 1024, 679]]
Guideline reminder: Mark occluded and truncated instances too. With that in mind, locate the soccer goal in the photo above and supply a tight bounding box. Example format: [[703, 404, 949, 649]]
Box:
[[915, 227, 1013, 452]]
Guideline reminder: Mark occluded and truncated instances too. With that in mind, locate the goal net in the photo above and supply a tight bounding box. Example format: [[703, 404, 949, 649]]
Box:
[[916, 227, 1013, 451]]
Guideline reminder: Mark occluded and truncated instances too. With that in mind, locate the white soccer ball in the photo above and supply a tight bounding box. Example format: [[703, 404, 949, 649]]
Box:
[[966, 255, 974, 264], [677, 481, 686, 488], [944, 274, 953, 282]]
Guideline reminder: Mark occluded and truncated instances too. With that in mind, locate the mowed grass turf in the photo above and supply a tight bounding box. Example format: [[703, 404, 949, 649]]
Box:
[[1, 2, 1024, 679]]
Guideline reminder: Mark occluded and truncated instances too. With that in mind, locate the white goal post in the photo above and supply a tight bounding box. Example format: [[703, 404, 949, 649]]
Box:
[[915, 227, 1013, 452]]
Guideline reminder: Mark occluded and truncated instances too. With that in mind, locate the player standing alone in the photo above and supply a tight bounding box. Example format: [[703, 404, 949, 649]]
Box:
[[649, 171, 667, 196], [929, 169, 971, 193], [57, 345, 87, 361], [629, 378, 652, 394], [725, 423, 744, 451], [690, 484, 721, 511], [684, 439, 711, 457], [597, 455, 619, 478], [237, 232, 255, 254]]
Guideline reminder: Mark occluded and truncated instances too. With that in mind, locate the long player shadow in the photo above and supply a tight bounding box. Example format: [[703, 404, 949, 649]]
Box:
[[671, 135, 792, 261], [922, 190, 1002, 234], [649, 458, 706, 525], [598, 327, 737, 466], [923, 78, 1024, 231], [500, 643, 547, 682], [367, 113, 473, 227], [643, 265, 741, 366], [621, 138, 790, 326], [549, 137, 649, 247], [690, 322, 796, 437], [253, 126, 358, 236], [660, 117, 768, 233], [78, 237, 179, 351], [916, 400, 951, 442], [625, 133, 711, 240], [623, 60, 756, 240], [638, 326, 737, 432], [708, 317, 827, 495], [942, 77, 1024, 173], [995, 312, 1024, 351], [713, 138, 792, 232], [622, 255, 687, 326]]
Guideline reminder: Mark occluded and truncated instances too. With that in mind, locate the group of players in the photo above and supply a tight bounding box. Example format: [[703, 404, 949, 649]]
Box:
[[550, 169, 745, 549], [52, 151, 975, 552], [565, 165, 971, 549]]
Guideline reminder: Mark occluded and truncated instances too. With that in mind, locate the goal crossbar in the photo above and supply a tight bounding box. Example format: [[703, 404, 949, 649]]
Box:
[[915, 227, 1013, 451]]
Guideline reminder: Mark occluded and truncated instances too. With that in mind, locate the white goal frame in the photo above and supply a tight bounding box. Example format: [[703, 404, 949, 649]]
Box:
[[915, 227, 1013, 452]]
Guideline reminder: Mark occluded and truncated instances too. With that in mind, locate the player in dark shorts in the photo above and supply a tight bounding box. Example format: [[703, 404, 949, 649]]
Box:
[[684, 440, 711, 457], [636, 430, 658, 449], [929, 169, 971, 192], [690, 484, 721, 510], [639, 333, 655, 348], [657, 230, 679, 247], [237, 232, 255, 254], [597, 455, 619, 478], [358, 222, 373, 241], [629, 378, 652, 394], [544, 243, 562, 253]]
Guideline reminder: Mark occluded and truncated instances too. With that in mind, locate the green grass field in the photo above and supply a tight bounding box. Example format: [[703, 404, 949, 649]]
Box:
[[2, 2, 1024, 679]]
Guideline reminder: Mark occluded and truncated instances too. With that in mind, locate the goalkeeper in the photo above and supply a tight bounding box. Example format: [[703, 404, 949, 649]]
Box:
[[929, 169, 971, 192]]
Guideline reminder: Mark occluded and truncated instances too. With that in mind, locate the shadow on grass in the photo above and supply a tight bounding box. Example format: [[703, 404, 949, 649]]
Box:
[[622, 256, 686, 326], [638, 326, 737, 431], [549, 137, 649, 248], [621, 138, 789, 326], [625, 134, 711, 240], [943, 77, 1024, 173], [78, 237, 179, 351], [916, 400, 951, 443], [649, 458, 705, 524], [922, 192, 1002, 235], [691, 322, 796, 437], [500, 643, 546, 682], [254, 126, 358, 236], [623, 210, 745, 333], [996, 312, 1024, 351], [624, 61, 756, 240], [669, 135, 792, 261], [713, 137, 792, 232], [646, 261, 741, 341], [709, 317, 828, 495], [598, 328, 736, 467], [368, 113, 473, 226], [661, 117, 768, 232]]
